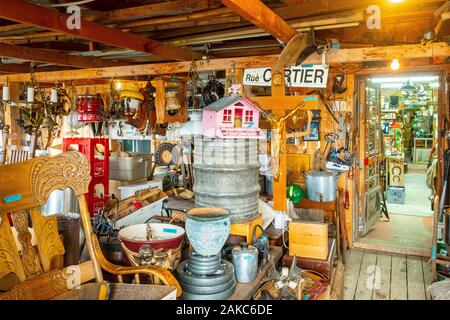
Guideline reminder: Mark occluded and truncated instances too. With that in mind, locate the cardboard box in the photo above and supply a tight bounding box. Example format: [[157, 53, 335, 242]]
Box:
[[289, 220, 328, 260]]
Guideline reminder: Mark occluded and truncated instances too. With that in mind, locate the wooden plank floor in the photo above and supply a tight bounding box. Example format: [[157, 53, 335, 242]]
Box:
[[344, 249, 432, 300]]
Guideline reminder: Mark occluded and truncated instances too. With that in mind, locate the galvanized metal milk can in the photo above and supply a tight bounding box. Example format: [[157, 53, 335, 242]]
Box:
[[231, 242, 258, 283]]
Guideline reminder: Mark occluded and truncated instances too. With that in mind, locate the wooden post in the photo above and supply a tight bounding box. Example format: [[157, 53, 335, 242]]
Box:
[[271, 64, 288, 211], [5, 82, 20, 138], [345, 73, 355, 246]]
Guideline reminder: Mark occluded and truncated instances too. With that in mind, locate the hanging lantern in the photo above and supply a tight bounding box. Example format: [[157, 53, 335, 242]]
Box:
[[65, 109, 84, 136], [165, 78, 181, 115], [77, 94, 103, 122]]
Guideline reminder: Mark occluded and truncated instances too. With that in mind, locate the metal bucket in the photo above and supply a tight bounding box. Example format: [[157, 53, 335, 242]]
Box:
[[305, 171, 338, 202], [40, 188, 80, 216], [193, 138, 260, 222]]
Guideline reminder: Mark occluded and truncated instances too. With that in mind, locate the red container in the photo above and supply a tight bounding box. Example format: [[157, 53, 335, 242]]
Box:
[[118, 223, 185, 253], [77, 112, 102, 122], [77, 95, 102, 112], [77, 95, 102, 122], [62, 138, 109, 216]]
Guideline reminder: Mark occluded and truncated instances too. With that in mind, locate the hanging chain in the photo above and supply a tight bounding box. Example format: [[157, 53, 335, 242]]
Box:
[[186, 60, 203, 109]]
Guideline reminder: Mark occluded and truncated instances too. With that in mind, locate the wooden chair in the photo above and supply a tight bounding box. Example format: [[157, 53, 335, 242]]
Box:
[[0, 151, 181, 300], [0, 125, 38, 164]]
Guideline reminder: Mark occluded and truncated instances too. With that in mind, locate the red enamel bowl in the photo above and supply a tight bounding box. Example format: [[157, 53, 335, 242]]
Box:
[[118, 223, 185, 253]]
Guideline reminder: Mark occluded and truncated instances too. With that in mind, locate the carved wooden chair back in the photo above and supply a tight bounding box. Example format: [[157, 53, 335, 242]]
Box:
[[0, 151, 181, 300], [0, 125, 38, 165]]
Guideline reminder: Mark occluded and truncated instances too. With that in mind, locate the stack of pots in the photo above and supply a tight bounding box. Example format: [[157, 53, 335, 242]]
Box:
[[176, 207, 236, 300], [193, 138, 260, 222]]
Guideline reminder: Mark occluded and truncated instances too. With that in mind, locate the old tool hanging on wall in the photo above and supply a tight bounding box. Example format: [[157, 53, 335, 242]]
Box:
[[203, 72, 224, 106], [186, 60, 206, 110], [312, 89, 339, 124], [332, 73, 347, 94], [274, 28, 317, 72]]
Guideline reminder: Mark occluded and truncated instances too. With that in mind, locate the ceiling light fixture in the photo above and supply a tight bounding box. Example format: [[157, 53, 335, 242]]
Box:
[[390, 59, 400, 71]]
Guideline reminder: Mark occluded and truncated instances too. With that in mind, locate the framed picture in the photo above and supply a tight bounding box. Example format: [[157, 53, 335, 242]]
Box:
[[303, 110, 321, 141]]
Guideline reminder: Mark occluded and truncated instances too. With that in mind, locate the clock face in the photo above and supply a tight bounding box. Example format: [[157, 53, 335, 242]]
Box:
[[160, 150, 172, 163], [272, 72, 283, 86], [155, 143, 176, 166]]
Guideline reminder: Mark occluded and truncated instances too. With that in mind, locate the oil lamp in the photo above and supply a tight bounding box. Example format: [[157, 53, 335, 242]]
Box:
[[165, 77, 181, 115]]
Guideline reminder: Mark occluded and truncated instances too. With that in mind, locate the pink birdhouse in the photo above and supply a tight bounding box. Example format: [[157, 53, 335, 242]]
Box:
[[201, 85, 264, 139]]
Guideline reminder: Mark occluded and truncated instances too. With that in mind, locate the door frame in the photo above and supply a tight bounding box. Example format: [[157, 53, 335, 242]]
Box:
[[352, 69, 445, 254]]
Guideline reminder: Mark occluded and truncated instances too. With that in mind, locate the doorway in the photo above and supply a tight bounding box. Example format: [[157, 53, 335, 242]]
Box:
[[354, 74, 440, 256]]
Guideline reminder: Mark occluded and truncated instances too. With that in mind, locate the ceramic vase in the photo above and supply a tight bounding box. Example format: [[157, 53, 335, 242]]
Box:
[[185, 207, 231, 256]]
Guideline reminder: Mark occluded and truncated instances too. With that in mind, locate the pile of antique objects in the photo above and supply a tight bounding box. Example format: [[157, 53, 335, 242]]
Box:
[[0, 38, 357, 300]]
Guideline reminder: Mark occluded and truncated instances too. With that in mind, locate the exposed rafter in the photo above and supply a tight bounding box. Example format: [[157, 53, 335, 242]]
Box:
[[1, 42, 448, 83], [220, 0, 297, 43], [0, 0, 202, 62], [0, 0, 220, 34], [0, 42, 123, 68], [94, 0, 220, 22]]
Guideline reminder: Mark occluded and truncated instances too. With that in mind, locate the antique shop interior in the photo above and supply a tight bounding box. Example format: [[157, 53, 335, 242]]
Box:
[[1, 0, 450, 302]]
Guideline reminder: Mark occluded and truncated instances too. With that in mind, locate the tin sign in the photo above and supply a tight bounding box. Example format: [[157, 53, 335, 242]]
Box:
[[243, 65, 329, 88]]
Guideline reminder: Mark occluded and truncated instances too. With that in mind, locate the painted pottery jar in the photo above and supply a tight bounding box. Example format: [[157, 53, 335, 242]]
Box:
[[185, 207, 231, 256]]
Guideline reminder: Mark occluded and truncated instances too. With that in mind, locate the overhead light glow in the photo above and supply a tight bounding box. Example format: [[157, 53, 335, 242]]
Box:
[[430, 82, 440, 88], [390, 59, 400, 71], [371, 76, 439, 83], [389, 0, 404, 3], [380, 83, 404, 89]]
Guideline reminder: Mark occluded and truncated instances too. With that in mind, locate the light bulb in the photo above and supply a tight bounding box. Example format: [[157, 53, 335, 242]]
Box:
[[116, 81, 122, 90], [391, 59, 400, 71], [50, 88, 58, 103], [2, 86, 9, 101], [27, 87, 35, 103], [390, 0, 404, 3]]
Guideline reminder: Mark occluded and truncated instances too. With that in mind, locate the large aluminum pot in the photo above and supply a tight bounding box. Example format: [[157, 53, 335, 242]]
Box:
[[305, 171, 338, 202], [40, 188, 80, 216]]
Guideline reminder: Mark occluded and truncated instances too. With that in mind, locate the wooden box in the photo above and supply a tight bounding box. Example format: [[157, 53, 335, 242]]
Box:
[[230, 214, 262, 244], [282, 239, 335, 280], [288, 220, 328, 260]]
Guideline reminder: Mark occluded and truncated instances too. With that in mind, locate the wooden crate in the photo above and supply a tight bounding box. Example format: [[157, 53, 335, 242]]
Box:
[[282, 239, 335, 280], [289, 220, 328, 260]]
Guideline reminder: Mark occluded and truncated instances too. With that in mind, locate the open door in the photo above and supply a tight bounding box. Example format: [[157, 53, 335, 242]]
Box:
[[356, 78, 383, 237]]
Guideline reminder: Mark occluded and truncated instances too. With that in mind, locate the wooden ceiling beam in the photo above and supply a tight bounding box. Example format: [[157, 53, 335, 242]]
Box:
[[0, 0, 202, 62], [119, 7, 234, 29], [0, 63, 31, 74], [220, 0, 297, 43], [0, 0, 220, 35], [24, 41, 99, 52], [0, 42, 123, 68], [1, 42, 448, 83], [0, 62, 73, 74], [96, 0, 221, 22]]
